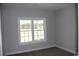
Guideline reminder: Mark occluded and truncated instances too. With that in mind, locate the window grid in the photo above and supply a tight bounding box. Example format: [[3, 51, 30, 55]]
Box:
[[33, 20, 44, 41], [20, 20, 32, 42], [20, 20, 45, 43]]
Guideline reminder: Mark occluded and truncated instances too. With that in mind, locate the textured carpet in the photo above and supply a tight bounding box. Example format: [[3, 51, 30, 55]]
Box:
[[9, 47, 74, 56]]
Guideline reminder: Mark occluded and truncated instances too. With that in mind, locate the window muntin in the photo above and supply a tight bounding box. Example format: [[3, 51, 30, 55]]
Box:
[[20, 20, 32, 42], [33, 20, 44, 40], [19, 19, 45, 43]]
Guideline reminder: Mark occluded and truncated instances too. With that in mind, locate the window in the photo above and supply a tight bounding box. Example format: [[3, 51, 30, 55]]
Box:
[[20, 20, 32, 42], [34, 20, 44, 40], [19, 18, 46, 44]]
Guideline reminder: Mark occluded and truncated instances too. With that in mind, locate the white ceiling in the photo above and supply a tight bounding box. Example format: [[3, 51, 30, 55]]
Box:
[[2, 3, 75, 11]]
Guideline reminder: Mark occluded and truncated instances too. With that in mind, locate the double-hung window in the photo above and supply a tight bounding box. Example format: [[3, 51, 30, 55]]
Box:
[[19, 18, 46, 44]]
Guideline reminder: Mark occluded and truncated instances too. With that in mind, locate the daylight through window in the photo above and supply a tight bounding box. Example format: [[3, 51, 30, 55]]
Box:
[[19, 19, 45, 43]]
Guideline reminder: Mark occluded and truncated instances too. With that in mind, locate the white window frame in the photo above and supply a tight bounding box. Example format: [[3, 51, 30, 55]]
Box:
[[18, 17, 47, 45]]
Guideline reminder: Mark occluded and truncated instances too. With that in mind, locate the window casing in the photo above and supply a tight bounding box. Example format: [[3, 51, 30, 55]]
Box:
[[18, 18, 46, 44]]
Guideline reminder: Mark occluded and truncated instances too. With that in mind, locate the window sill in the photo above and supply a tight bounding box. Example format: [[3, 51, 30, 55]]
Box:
[[19, 40, 46, 46]]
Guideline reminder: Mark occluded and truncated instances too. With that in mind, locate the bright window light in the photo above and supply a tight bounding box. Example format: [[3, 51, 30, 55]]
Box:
[[19, 19, 45, 43]]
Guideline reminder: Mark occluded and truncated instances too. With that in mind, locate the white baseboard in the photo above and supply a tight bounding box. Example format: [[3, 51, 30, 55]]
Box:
[[5, 45, 55, 55], [55, 44, 76, 54], [5, 44, 76, 55]]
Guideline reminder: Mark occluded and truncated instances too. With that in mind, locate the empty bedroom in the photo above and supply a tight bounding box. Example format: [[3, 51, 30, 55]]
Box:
[[0, 3, 78, 56]]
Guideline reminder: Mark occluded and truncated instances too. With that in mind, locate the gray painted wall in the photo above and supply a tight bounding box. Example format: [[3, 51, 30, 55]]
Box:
[[55, 6, 76, 52], [0, 6, 3, 56], [1, 4, 76, 55], [2, 6, 55, 55]]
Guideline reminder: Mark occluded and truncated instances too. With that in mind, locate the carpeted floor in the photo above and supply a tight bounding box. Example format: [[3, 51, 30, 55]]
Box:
[[9, 47, 74, 56]]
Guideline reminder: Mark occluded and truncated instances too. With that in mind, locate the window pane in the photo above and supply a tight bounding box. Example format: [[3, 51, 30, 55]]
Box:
[[34, 31, 37, 36], [28, 31, 32, 36], [28, 37, 32, 41], [40, 31, 44, 36], [24, 31, 32, 36], [21, 36, 25, 42], [40, 35, 44, 39], [20, 20, 31, 30], [34, 30, 44, 40], [20, 20, 24, 25], [34, 35, 44, 40], [34, 36, 38, 40], [34, 31, 44, 36], [20, 32, 24, 37], [40, 20, 43, 24], [20, 29, 25, 32], [33, 21, 38, 30], [25, 37, 29, 42], [37, 35, 41, 40], [40, 25, 44, 30], [33, 20, 45, 41], [37, 31, 41, 36], [33, 20, 44, 30], [24, 32, 29, 36], [20, 20, 32, 43]]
